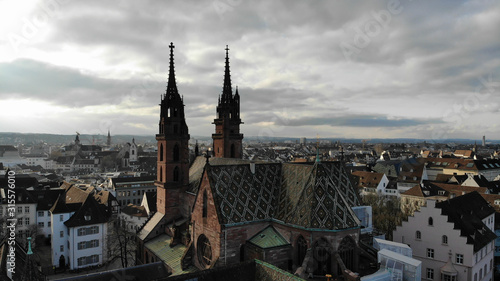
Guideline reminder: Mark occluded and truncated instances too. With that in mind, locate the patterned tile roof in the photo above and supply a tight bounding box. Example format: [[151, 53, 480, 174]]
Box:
[[188, 156, 260, 194], [206, 161, 361, 230]]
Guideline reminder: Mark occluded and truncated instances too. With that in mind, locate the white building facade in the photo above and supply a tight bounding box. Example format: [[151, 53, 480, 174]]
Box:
[[68, 223, 108, 269], [393, 193, 496, 281]]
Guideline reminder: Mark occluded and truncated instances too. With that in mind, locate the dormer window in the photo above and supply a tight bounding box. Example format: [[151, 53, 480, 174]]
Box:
[[85, 215, 91, 221]]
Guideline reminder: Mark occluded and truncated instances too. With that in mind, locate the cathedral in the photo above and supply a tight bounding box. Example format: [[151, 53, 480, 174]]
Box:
[[137, 43, 363, 278]]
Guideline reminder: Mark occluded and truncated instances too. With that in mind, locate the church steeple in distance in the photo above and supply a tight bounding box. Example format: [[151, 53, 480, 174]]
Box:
[[156, 42, 190, 219], [212, 45, 243, 159]]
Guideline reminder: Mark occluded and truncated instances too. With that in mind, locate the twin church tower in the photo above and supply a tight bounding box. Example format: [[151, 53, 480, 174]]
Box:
[[155, 43, 243, 217]]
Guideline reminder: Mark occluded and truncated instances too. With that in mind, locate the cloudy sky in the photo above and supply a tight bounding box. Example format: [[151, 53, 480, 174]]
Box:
[[1, 0, 500, 141]]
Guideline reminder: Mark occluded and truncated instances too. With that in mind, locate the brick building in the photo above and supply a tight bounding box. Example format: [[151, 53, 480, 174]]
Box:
[[137, 43, 363, 278]]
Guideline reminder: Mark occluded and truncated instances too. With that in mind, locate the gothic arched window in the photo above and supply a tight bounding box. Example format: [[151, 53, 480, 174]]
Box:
[[230, 144, 236, 158], [296, 235, 307, 267], [202, 191, 208, 218], [173, 144, 179, 161], [313, 238, 332, 275], [173, 166, 179, 182], [159, 144, 164, 161]]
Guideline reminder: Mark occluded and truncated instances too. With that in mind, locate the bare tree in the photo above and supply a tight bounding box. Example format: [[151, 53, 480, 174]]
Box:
[[106, 218, 136, 268]]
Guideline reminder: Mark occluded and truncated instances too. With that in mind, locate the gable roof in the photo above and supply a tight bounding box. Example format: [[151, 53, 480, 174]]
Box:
[[435, 183, 488, 197], [28, 189, 64, 211], [436, 192, 496, 252], [402, 185, 424, 197], [206, 161, 361, 230], [64, 195, 111, 227], [247, 225, 290, 249], [137, 212, 165, 241], [144, 191, 157, 213], [121, 204, 148, 217], [351, 171, 384, 188]]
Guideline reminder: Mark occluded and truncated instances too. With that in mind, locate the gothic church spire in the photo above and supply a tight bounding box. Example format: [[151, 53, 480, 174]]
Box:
[[166, 42, 178, 98], [222, 45, 232, 103]]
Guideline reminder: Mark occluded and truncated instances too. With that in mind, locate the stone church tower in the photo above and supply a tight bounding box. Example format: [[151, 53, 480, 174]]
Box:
[[155, 42, 190, 220], [212, 46, 243, 158]]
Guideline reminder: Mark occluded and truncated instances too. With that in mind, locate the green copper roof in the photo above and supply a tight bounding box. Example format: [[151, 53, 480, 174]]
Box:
[[248, 226, 290, 249], [144, 234, 197, 276]]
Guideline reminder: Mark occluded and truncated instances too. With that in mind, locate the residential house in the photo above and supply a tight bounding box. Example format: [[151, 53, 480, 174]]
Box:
[[400, 181, 488, 216], [118, 204, 148, 232], [461, 174, 500, 193], [400, 182, 449, 216], [30, 189, 64, 239], [453, 150, 475, 159], [393, 192, 496, 281], [49, 183, 114, 270], [351, 170, 390, 197], [0, 188, 37, 240], [397, 159, 428, 195], [423, 158, 500, 181]]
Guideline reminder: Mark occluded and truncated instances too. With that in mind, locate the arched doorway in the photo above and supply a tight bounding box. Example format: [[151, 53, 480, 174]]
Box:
[[296, 235, 307, 267], [338, 236, 356, 273], [313, 238, 332, 275], [59, 255, 65, 268]]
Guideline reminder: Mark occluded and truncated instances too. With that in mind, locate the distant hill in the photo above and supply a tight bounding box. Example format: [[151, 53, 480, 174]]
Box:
[[0, 132, 497, 146]]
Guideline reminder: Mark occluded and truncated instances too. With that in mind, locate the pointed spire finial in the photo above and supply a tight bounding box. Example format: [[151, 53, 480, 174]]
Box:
[[222, 45, 232, 101], [166, 42, 178, 96]]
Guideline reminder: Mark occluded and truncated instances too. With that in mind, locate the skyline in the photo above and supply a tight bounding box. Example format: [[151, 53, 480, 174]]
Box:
[[1, 1, 500, 140]]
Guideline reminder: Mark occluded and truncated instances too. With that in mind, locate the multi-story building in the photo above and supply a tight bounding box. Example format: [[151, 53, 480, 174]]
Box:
[[109, 176, 156, 207], [118, 204, 148, 232], [9, 189, 37, 240], [393, 192, 496, 281], [49, 183, 114, 270], [30, 189, 64, 239]]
